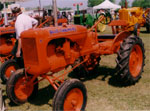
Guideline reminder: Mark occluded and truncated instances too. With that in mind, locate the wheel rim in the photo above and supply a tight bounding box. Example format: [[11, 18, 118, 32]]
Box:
[[106, 17, 111, 24], [5, 66, 16, 78], [64, 88, 83, 111], [129, 44, 143, 77], [14, 76, 34, 101], [97, 23, 106, 32]]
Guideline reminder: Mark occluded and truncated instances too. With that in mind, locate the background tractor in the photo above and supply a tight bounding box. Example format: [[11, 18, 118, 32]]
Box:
[[4, 2, 146, 111], [109, 7, 150, 35], [0, 25, 15, 63], [74, 7, 112, 32]]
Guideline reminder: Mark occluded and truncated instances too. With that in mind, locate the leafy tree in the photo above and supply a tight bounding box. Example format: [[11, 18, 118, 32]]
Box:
[[110, 0, 115, 3], [58, 7, 72, 11], [88, 0, 115, 7], [119, 0, 129, 8], [132, 0, 150, 8], [0, 2, 15, 11], [0, 2, 4, 11], [132, 0, 143, 7], [142, 0, 150, 8]]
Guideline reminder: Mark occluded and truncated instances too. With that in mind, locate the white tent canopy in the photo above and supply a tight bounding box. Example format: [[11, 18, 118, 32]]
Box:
[[93, 0, 121, 10]]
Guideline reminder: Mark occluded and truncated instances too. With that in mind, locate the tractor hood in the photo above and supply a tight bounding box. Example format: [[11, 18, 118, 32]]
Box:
[[21, 25, 88, 75], [21, 25, 87, 40]]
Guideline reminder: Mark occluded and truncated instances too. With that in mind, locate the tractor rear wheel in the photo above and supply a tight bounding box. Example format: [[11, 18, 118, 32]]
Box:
[[0, 59, 20, 83], [146, 23, 150, 33], [53, 79, 87, 111], [116, 36, 145, 85], [145, 13, 150, 33], [6, 69, 38, 105]]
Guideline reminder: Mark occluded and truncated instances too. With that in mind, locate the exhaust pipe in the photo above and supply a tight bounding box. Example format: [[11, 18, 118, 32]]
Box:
[[52, 0, 58, 26], [3, 2, 9, 26]]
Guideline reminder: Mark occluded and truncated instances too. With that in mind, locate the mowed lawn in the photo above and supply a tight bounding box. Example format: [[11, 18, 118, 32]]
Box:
[[0, 26, 150, 111]]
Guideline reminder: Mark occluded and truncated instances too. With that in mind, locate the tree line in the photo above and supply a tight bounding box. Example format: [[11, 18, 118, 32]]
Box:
[[88, 0, 150, 8], [0, 0, 150, 11]]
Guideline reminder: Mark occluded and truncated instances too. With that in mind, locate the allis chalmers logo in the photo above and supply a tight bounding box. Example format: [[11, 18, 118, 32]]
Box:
[[49, 27, 76, 34]]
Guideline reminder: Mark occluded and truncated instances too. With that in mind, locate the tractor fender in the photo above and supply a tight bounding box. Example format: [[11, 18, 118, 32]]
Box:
[[111, 31, 131, 53], [0, 26, 15, 35]]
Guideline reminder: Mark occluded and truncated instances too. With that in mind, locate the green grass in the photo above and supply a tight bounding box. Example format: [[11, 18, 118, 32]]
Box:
[[0, 27, 150, 111]]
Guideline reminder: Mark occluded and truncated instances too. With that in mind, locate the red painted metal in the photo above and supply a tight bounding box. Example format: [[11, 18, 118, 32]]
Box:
[[129, 45, 143, 77], [14, 76, 34, 100], [19, 15, 134, 93], [64, 88, 83, 111], [0, 26, 15, 63]]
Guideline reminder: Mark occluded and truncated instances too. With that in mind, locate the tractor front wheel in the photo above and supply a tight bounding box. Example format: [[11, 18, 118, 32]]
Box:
[[53, 79, 87, 111], [6, 69, 38, 105], [0, 59, 20, 83], [116, 36, 145, 85]]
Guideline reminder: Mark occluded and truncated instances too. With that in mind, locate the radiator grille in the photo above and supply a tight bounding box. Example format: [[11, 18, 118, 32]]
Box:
[[119, 11, 129, 21], [22, 38, 38, 65]]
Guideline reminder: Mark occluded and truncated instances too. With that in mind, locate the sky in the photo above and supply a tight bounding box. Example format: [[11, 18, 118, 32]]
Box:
[[16, 0, 134, 9]]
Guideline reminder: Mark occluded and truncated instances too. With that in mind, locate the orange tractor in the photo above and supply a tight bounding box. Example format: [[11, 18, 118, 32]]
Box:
[[109, 7, 150, 35], [0, 8, 69, 83], [0, 24, 15, 63], [5, 3, 146, 110], [0, 24, 18, 83]]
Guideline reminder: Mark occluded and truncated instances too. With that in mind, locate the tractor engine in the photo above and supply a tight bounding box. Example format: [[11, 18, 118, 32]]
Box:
[[21, 25, 98, 75], [119, 7, 146, 27]]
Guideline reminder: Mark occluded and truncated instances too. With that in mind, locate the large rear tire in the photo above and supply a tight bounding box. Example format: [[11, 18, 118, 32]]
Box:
[[116, 36, 145, 85], [145, 12, 150, 33], [0, 59, 20, 83], [6, 69, 38, 105], [53, 79, 87, 111], [146, 24, 150, 33]]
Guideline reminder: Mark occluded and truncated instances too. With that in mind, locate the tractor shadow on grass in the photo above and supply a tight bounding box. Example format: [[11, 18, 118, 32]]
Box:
[[69, 66, 129, 87], [29, 85, 55, 107], [7, 85, 55, 107]]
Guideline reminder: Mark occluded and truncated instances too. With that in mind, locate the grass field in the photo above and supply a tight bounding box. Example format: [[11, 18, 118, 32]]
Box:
[[0, 27, 150, 111]]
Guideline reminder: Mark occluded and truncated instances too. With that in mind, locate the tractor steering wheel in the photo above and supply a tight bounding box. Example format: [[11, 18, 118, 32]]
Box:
[[96, 10, 112, 25]]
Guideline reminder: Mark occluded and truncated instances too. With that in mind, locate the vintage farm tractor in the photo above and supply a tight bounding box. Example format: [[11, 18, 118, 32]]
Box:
[[0, 20, 16, 63], [74, 7, 112, 32], [0, 24, 18, 83], [0, 6, 69, 83], [5, 2, 146, 110], [109, 7, 150, 35]]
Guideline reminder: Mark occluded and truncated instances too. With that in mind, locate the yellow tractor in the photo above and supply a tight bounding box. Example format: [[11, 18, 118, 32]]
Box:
[[109, 7, 150, 35]]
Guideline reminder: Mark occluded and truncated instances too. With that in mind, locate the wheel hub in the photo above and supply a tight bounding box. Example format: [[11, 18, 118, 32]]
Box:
[[5, 66, 16, 78], [64, 88, 83, 111], [14, 77, 34, 100], [129, 45, 143, 77]]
